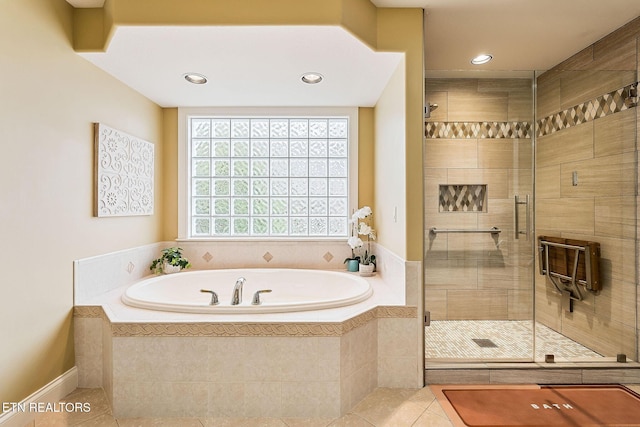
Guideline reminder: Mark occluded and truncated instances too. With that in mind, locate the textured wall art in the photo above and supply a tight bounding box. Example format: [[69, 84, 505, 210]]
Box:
[[94, 123, 154, 217]]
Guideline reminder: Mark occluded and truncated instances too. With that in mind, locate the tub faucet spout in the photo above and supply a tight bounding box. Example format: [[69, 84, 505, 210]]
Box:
[[231, 277, 246, 305]]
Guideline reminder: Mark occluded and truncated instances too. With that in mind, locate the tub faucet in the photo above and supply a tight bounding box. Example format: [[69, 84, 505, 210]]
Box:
[[231, 277, 246, 305], [251, 289, 272, 305], [200, 289, 219, 305]]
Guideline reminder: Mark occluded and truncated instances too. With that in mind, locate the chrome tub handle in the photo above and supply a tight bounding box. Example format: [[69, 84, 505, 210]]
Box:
[[251, 289, 272, 305], [200, 289, 219, 305]]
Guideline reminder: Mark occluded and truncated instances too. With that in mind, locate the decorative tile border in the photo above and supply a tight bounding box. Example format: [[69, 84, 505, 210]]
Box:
[[439, 184, 486, 213], [425, 122, 532, 139], [341, 309, 377, 335], [425, 82, 638, 140], [537, 82, 638, 137], [377, 306, 417, 318], [74, 306, 104, 318], [176, 241, 351, 271], [74, 305, 418, 337], [110, 322, 345, 337]]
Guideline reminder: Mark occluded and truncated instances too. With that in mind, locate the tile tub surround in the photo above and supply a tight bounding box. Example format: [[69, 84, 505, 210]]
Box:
[[75, 305, 417, 418], [73, 242, 423, 417], [74, 242, 168, 304], [75, 241, 411, 305], [74, 270, 419, 418], [173, 240, 412, 304]]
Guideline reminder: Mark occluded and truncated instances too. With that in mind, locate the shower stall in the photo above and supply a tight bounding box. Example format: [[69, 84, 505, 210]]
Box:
[[423, 35, 639, 365]]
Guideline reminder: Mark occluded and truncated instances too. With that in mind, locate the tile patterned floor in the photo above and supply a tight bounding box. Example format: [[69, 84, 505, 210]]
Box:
[[27, 387, 455, 427], [425, 320, 603, 362]]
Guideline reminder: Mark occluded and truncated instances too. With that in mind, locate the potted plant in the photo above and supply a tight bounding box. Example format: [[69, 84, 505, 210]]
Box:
[[150, 247, 191, 274], [347, 206, 376, 276], [344, 243, 361, 272]]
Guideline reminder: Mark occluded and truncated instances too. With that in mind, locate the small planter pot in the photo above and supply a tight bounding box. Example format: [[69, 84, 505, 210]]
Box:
[[163, 262, 182, 274], [346, 259, 360, 272], [359, 263, 375, 277]]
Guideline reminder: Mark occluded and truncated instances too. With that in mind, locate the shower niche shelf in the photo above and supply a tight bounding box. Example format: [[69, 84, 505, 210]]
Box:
[[439, 184, 487, 212]]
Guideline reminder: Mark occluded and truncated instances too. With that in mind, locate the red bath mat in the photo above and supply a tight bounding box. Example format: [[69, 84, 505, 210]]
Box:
[[432, 384, 640, 426]]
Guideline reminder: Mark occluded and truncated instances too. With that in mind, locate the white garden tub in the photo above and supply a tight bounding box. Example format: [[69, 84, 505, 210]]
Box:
[[121, 268, 373, 314]]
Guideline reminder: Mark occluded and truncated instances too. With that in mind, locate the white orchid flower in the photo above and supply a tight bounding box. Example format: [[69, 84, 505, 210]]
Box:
[[359, 206, 372, 217], [348, 236, 363, 249], [358, 223, 372, 236]]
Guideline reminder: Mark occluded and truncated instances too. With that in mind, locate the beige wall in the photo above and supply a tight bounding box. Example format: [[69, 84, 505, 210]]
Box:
[[358, 107, 375, 209], [0, 0, 163, 406], [145, 6, 426, 258], [374, 60, 407, 258], [73, 0, 376, 51], [535, 17, 639, 357], [162, 108, 179, 240], [424, 78, 534, 320], [376, 9, 425, 261]]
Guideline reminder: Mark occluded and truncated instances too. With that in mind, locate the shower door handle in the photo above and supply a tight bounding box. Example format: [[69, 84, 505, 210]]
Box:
[[514, 195, 530, 240]]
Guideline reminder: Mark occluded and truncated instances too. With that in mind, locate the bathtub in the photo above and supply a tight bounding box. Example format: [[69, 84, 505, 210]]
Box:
[[121, 268, 373, 314]]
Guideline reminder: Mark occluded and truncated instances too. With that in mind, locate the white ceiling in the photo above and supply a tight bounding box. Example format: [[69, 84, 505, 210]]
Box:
[[404, 0, 640, 74], [70, 0, 640, 107], [79, 26, 403, 108]]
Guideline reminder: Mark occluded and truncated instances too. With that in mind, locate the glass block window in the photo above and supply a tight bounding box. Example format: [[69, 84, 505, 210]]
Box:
[[188, 117, 350, 237]]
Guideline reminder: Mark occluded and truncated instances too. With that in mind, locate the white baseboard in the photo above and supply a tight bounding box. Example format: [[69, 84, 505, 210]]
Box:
[[0, 367, 78, 427]]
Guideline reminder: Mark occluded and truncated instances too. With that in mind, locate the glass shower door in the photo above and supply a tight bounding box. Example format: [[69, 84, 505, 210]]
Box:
[[423, 73, 536, 362], [533, 60, 638, 363]]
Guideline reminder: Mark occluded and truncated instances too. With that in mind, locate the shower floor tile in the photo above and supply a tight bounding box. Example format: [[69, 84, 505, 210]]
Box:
[[425, 320, 603, 362]]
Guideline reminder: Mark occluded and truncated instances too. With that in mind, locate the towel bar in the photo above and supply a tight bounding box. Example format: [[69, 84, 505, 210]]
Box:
[[429, 227, 501, 235]]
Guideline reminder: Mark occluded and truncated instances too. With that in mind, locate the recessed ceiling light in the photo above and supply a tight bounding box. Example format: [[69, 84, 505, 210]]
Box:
[[301, 72, 323, 84], [471, 54, 493, 65], [184, 73, 208, 84]]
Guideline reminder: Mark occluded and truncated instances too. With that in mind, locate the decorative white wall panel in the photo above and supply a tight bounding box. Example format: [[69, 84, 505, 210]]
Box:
[[94, 123, 154, 217]]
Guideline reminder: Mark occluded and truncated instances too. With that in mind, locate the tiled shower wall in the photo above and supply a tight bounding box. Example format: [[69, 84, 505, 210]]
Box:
[[535, 17, 640, 358], [424, 78, 533, 320]]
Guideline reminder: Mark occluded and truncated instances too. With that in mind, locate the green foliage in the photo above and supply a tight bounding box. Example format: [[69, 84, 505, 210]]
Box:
[[361, 252, 376, 266], [150, 247, 192, 274]]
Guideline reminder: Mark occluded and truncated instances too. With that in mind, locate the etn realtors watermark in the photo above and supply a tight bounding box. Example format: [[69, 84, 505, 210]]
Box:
[[2, 402, 91, 413]]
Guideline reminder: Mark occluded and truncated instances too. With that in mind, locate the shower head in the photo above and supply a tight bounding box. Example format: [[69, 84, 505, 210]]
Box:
[[429, 103, 439, 112]]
